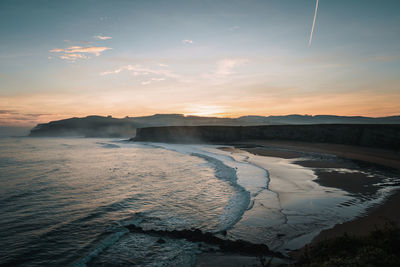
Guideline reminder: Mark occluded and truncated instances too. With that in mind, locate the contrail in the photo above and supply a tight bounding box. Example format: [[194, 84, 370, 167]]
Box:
[[309, 0, 319, 47]]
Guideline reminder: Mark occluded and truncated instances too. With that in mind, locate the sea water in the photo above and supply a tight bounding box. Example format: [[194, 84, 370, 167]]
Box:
[[0, 137, 398, 266]]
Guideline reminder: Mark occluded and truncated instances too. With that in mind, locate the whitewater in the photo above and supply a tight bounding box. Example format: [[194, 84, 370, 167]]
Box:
[[0, 137, 397, 266]]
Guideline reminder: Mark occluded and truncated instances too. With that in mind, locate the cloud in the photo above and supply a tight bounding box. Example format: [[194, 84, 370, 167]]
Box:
[[0, 109, 53, 126], [101, 64, 178, 78], [94, 35, 112, 40], [141, 78, 165, 85], [0, 109, 49, 117], [229, 26, 240, 31], [101, 64, 179, 85], [141, 77, 166, 85], [50, 48, 65, 53], [50, 45, 112, 61], [57, 46, 111, 56], [0, 110, 17, 114], [182, 39, 194, 44], [59, 53, 89, 60], [215, 58, 247, 77]]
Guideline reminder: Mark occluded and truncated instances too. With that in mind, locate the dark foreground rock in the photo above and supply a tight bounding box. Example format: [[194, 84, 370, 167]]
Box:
[[294, 223, 400, 266], [126, 224, 283, 258], [132, 124, 400, 150]]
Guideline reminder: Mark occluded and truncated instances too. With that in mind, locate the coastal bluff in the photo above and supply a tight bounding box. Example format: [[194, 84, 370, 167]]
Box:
[[132, 124, 400, 150]]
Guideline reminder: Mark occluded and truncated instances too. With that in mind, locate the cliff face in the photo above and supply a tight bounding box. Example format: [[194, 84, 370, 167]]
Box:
[[133, 124, 400, 150], [29, 114, 400, 137]]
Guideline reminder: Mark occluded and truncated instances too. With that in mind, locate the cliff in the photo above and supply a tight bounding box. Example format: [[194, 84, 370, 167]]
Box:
[[29, 114, 400, 138], [29, 116, 137, 137], [133, 124, 400, 150]]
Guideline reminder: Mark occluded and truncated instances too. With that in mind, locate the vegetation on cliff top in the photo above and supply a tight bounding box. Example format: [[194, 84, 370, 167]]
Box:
[[294, 222, 400, 266]]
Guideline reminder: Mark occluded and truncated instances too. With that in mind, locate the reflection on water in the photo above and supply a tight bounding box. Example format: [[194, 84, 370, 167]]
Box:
[[0, 138, 239, 266], [0, 137, 398, 265]]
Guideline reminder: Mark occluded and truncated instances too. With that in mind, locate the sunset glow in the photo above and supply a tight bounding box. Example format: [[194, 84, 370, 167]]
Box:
[[0, 0, 399, 126]]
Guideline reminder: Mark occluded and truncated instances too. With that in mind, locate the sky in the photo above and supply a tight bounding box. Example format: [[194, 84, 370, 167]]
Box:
[[0, 0, 399, 126]]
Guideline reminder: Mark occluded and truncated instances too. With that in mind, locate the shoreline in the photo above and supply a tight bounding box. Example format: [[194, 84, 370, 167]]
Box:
[[234, 140, 400, 170], [197, 140, 400, 266], [235, 141, 400, 259]]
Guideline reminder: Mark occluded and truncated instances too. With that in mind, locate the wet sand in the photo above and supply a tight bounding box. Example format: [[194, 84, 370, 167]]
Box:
[[239, 141, 400, 256], [236, 140, 400, 170], [197, 141, 399, 266], [313, 191, 400, 241]]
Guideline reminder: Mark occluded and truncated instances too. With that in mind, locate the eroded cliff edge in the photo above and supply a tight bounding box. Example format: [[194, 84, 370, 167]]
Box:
[[132, 124, 400, 150]]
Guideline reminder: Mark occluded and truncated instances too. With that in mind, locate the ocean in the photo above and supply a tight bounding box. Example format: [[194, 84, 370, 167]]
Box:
[[0, 137, 398, 266]]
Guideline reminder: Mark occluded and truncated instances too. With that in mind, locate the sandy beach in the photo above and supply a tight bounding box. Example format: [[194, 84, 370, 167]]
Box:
[[197, 141, 399, 266], [238, 140, 400, 170], [239, 141, 400, 227], [240, 141, 400, 259]]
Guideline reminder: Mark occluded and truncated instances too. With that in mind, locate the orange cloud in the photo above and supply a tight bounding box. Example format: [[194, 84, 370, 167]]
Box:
[[65, 46, 111, 56], [59, 53, 89, 60], [50, 45, 112, 60]]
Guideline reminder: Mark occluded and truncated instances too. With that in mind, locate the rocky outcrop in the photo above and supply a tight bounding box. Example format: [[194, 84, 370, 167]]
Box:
[[126, 224, 283, 257], [133, 124, 400, 150]]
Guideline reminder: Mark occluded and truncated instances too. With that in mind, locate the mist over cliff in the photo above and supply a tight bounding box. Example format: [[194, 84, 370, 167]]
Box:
[[133, 124, 400, 150], [29, 114, 400, 138]]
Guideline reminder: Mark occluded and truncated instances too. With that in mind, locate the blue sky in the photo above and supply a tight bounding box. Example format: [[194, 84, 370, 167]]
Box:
[[0, 0, 399, 126]]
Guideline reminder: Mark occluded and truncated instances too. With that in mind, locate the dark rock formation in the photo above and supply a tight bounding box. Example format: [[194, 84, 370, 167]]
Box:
[[133, 124, 400, 150], [126, 224, 283, 257]]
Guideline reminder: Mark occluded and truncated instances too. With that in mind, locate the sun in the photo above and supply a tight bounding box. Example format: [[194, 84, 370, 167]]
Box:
[[184, 105, 227, 117]]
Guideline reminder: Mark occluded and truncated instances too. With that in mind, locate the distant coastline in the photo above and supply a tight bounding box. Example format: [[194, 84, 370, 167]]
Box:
[[28, 114, 400, 138]]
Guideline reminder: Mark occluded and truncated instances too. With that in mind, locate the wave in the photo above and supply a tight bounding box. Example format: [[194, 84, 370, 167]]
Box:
[[72, 217, 143, 267], [73, 229, 129, 267], [142, 143, 257, 231], [191, 153, 250, 231]]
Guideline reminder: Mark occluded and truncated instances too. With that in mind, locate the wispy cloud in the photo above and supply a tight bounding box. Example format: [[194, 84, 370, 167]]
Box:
[[101, 65, 177, 78], [215, 58, 247, 77], [0, 109, 53, 126], [0, 110, 17, 114], [141, 78, 165, 85], [50, 48, 64, 53], [229, 26, 240, 31], [101, 64, 179, 85], [50, 45, 112, 60], [59, 53, 89, 60], [0, 109, 50, 117], [94, 35, 112, 40], [51, 46, 111, 56], [182, 39, 194, 44]]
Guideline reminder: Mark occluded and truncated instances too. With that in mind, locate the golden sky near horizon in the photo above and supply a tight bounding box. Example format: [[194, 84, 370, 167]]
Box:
[[1, 0, 399, 126]]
